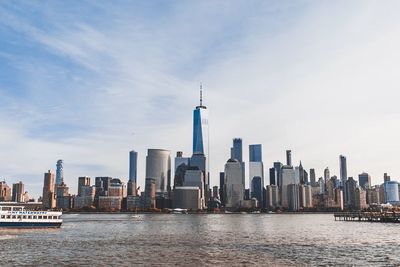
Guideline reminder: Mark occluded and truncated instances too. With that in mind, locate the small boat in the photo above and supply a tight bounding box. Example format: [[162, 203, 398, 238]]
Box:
[[0, 206, 62, 228]]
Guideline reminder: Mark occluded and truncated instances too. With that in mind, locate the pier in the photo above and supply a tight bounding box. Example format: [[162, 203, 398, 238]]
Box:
[[334, 211, 400, 223]]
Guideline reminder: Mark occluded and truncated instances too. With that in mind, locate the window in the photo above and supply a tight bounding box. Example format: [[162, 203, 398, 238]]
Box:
[[22, 216, 26, 219], [12, 215, 16, 219], [43, 216, 47, 219], [17, 215, 21, 219], [1, 215, 4, 219], [33, 216, 37, 219], [38, 216, 42, 219], [6, 215, 11, 219], [28, 216, 32, 219]]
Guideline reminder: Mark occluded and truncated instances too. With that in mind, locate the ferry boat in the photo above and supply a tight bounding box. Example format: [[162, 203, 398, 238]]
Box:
[[0, 206, 62, 228]]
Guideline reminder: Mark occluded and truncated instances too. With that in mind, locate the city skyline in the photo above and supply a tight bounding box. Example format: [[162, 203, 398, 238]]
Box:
[[2, 1, 400, 197]]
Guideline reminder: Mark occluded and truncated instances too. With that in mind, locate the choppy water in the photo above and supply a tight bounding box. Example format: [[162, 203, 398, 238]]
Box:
[[0, 213, 399, 266]]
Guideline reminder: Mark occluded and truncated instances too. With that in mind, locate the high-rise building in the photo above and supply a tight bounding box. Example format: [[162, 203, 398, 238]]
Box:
[[345, 177, 358, 209], [358, 172, 371, 189], [224, 157, 244, 210], [286, 150, 292, 167], [174, 151, 190, 187], [193, 84, 209, 177], [384, 181, 399, 204], [144, 178, 156, 209], [280, 165, 295, 208], [265, 185, 279, 210], [310, 169, 316, 186], [324, 167, 330, 188], [183, 169, 205, 209], [78, 176, 91, 196], [55, 159, 64, 187], [12, 181, 24, 202], [219, 172, 225, 205], [0, 181, 11, 201], [56, 183, 72, 210], [271, 162, 283, 186], [249, 144, 264, 204], [42, 170, 56, 209], [145, 149, 171, 198], [95, 177, 112, 197], [384, 173, 391, 183], [339, 155, 347, 185], [129, 150, 138, 183], [232, 138, 243, 162]]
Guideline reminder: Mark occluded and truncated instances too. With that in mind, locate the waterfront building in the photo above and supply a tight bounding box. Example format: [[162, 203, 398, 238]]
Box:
[[12, 181, 24, 203], [232, 138, 245, 190], [355, 187, 368, 210], [318, 177, 325, 194], [358, 172, 371, 189], [288, 184, 300, 211], [78, 176, 91, 196], [270, 162, 282, 186], [366, 186, 381, 205], [74, 185, 96, 209], [190, 152, 209, 203], [42, 170, 56, 209], [144, 178, 156, 209], [145, 149, 171, 200], [0, 181, 11, 201], [55, 159, 64, 187], [193, 84, 209, 185], [95, 177, 112, 197], [128, 150, 138, 196], [384, 181, 399, 204], [310, 169, 316, 186], [345, 177, 358, 210], [183, 169, 205, 209], [280, 165, 295, 209], [224, 157, 244, 210], [304, 185, 313, 208], [340, 155, 348, 205], [172, 186, 201, 210], [126, 195, 141, 210], [219, 172, 225, 205], [174, 151, 190, 187], [56, 183, 72, 210], [249, 144, 262, 162], [97, 196, 122, 211], [250, 176, 262, 204], [265, 185, 279, 210]]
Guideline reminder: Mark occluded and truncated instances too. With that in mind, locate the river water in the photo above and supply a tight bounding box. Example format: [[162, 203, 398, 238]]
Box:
[[0, 213, 398, 266]]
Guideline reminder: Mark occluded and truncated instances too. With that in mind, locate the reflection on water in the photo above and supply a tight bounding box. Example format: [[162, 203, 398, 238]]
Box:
[[0, 213, 398, 266]]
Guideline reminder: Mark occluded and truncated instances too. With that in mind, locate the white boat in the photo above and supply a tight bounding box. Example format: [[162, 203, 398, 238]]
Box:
[[0, 206, 62, 228]]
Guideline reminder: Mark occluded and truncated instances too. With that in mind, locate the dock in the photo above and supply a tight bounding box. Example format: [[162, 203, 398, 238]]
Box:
[[334, 211, 400, 223]]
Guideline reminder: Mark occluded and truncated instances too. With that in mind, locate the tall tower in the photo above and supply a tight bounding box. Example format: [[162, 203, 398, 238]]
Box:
[[55, 160, 64, 186], [286, 150, 292, 167], [339, 155, 348, 204], [43, 170, 56, 209], [192, 83, 209, 197]]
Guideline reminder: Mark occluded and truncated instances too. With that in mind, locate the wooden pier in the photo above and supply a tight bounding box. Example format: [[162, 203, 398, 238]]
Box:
[[334, 211, 400, 223]]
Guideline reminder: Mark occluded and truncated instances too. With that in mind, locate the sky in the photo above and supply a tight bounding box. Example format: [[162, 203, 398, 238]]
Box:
[[1, 0, 400, 198]]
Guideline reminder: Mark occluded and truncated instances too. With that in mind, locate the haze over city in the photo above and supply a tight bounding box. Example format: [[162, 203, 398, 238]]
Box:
[[1, 1, 400, 198]]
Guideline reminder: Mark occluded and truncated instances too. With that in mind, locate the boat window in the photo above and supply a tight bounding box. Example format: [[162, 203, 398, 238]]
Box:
[[43, 216, 47, 219], [22, 215, 26, 219], [17, 215, 21, 219], [1, 215, 4, 219], [6, 215, 11, 219], [12, 215, 16, 219], [33, 216, 37, 219], [38, 216, 42, 219], [28, 216, 32, 219]]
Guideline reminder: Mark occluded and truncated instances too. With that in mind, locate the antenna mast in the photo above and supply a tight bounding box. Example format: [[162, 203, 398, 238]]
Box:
[[200, 82, 203, 107]]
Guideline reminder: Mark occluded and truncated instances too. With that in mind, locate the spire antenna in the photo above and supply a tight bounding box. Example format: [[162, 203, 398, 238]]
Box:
[[200, 82, 203, 106]]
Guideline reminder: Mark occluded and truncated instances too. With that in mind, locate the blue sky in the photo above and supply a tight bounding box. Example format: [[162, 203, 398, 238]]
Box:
[[1, 1, 400, 198]]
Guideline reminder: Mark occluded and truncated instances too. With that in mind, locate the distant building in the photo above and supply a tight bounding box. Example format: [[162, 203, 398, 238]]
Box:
[[384, 173, 391, 183], [340, 155, 348, 204], [146, 149, 171, 200], [358, 172, 371, 189], [249, 144, 264, 205], [224, 158, 244, 210], [174, 151, 190, 188], [232, 138, 245, 190], [183, 169, 205, 209], [128, 150, 138, 196], [309, 169, 316, 187], [323, 167, 330, 189], [190, 153, 209, 204], [42, 170, 56, 209], [12, 181, 24, 203], [172, 186, 201, 210], [56, 183, 72, 210], [270, 162, 282, 186], [55, 159, 64, 188], [280, 165, 295, 209], [265, 185, 279, 210], [355, 187, 368, 210], [366, 186, 381, 205], [75, 185, 96, 209], [78, 176, 91, 196], [345, 177, 358, 210], [384, 181, 399, 204], [288, 184, 300, 211], [144, 178, 156, 209], [219, 172, 225, 205], [0, 181, 11, 201], [286, 150, 292, 167]]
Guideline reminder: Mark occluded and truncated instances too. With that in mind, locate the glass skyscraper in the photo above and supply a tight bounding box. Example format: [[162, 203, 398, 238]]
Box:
[[193, 86, 209, 158], [129, 150, 138, 183], [249, 144, 262, 162], [232, 138, 243, 162], [55, 159, 64, 186]]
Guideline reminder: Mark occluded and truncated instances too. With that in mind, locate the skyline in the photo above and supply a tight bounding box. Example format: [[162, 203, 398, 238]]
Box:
[[2, 1, 400, 197]]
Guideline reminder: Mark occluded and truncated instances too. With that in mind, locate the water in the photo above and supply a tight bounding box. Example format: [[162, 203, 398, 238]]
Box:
[[0, 213, 398, 266]]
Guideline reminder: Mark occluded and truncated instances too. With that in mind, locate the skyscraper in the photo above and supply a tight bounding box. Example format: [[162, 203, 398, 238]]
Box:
[[324, 167, 330, 187], [42, 170, 56, 209], [55, 159, 64, 187], [249, 144, 264, 204], [145, 149, 171, 198], [224, 157, 244, 210], [233, 138, 243, 162], [12, 181, 24, 202], [358, 172, 371, 189], [174, 151, 190, 188], [286, 150, 292, 166], [193, 84, 209, 169], [340, 155, 348, 205], [129, 150, 138, 183], [78, 176, 91, 196], [310, 169, 316, 186]]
